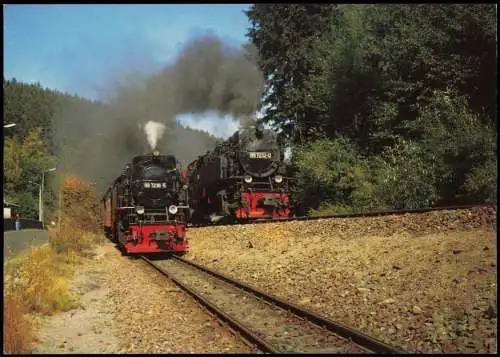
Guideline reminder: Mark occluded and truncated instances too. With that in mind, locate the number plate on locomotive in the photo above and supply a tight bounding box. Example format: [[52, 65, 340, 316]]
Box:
[[144, 182, 167, 188], [248, 152, 272, 159]]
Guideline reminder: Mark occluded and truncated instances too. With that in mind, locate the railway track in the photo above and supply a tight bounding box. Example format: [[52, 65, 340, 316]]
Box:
[[141, 255, 405, 354], [187, 203, 495, 228]]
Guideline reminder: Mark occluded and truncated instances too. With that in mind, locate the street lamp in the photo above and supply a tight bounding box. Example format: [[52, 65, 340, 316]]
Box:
[[40, 168, 57, 224], [4, 123, 16, 128]]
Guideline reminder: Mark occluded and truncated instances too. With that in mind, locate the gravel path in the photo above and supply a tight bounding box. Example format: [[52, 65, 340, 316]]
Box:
[[155, 258, 367, 353], [31, 242, 253, 354]]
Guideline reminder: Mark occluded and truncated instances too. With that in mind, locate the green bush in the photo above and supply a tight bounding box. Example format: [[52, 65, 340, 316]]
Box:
[[410, 89, 497, 204], [462, 156, 497, 204], [293, 137, 379, 213], [374, 139, 439, 209]]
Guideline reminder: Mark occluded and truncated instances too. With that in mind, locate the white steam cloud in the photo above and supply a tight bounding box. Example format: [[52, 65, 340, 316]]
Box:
[[144, 120, 166, 150]]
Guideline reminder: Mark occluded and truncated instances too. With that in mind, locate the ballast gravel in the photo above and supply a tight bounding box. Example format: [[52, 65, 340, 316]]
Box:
[[185, 207, 497, 354]]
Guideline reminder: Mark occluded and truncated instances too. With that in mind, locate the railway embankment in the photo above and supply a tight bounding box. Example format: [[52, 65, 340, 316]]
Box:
[[186, 206, 497, 354]]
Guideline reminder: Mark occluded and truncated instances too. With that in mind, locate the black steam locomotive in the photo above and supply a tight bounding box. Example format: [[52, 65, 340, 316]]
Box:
[[101, 150, 189, 255], [186, 123, 292, 223]]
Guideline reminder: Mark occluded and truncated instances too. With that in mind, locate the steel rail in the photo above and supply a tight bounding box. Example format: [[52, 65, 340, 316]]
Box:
[[188, 203, 495, 228], [140, 256, 279, 354], [173, 256, 405, 354]]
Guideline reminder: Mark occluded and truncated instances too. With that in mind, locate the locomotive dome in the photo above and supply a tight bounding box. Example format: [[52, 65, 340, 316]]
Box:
[[238, 124, 280, 178]]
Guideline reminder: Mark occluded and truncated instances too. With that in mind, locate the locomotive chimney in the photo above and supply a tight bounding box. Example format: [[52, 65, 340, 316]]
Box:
[[255, 122, 264, 139]]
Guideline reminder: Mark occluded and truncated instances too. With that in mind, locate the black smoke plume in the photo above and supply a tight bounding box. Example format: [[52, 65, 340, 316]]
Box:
[[54, 34, 264, 193]]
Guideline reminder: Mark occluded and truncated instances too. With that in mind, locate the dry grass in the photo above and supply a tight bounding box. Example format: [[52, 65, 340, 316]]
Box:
[[49, 218, 104, 255], [3, 230, 104, 354], [3, 174, 104, 354], [3, 294, 34, 354], [3, 244, 81, 354], [4, 245, 81, 316], [59, 173, 101, 232]]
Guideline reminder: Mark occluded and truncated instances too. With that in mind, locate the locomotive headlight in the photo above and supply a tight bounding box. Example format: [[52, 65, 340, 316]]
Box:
[[168, 205, 178, 215], [153, 149, 160, 156], [274, 175, 283, 184], [244, 175, 253, 183], [135, 206, 145, 215], [182, 184, 188, 190]]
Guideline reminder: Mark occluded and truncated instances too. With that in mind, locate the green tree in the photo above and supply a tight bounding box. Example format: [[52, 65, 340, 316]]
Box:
[[3, 127, 57, 220], [409, 89, 497, 204], [360, 4, 496, 152], [245, 4, 340, 142], [246, 3, 497, 210], [247, 4, 496, 148], [3, 79, 57, 152]]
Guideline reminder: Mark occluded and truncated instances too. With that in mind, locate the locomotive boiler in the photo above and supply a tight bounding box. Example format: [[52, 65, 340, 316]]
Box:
[[101, 150, 189, 255], [186, 123, 292, 223]]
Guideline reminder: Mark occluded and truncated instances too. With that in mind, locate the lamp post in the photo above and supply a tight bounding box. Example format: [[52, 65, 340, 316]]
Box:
[[40, 168, 56, 224], [4, 123, 16, 128]]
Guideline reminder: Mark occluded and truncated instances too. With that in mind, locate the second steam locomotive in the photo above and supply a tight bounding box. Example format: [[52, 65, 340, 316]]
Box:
[[186, 123, 292, 223]]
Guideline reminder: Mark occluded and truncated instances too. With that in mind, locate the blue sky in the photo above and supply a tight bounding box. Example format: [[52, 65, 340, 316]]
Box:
[[4, 4, 253, 137]]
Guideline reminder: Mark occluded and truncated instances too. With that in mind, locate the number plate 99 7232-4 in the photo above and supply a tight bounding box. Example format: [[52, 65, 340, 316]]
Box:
[[248, 152, 272, 159]]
